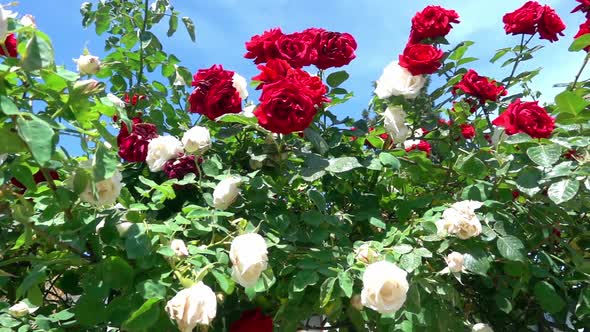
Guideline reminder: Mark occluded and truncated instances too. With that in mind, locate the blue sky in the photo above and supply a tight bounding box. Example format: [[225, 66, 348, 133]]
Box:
[[15, 0, 588, 121]]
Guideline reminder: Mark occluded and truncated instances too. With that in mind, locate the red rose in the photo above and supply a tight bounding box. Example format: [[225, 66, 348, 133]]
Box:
[[438, 119, 453, 126], [244, 28, 283, 64], [572, 0, 590, 15], [11, 170, 59, 191], [163, 155, 199, 179], [538, 6, 566, 42], [254, 70, 327, 134], [229, 308, 273, 332], [503, 1, 544, 35], [117, 117, 159, 162], [453, 70, 507, 103], [409, 6, 460, 43], [512, 190, 520, 200], [124, 94, 146, 106], [0, 34, 18, 58], [252, 59, 292, 89], [460, 123, 476, 139], [275, 32, 315, 68], [312, 31, 357, 70], [188, 65, 242, 120], [564, 149, 580, 160], [575, 20, 590, 52], [405, 140, 431, 156], [492, 99, 555, 139], [398, 43, 443, 76]]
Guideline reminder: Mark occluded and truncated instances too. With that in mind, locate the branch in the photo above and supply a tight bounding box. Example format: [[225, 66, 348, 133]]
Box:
[[570, 53, 590, 91]]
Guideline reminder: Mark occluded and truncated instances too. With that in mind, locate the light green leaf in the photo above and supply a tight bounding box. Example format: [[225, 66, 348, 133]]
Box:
[[548, 179, 580, 205], [320, 277, 336, 308], [569, 33, 590, 52], [369, 217, 386, 230], [0, 95, 19, 115], [526, 144, 561, 168], [17, 116, 56, 166], [93, 142, 118, 182], [379, 152, 400, 170], [325, 157, 362, 173], [22, 32, 55, 71], [555, 91, 589, 114], [217, 113, 258, 126], [167, 14, 178, 37], [490, 48, 511, 63], [122, 298, 160, 330], [338, 271, 353, 298]]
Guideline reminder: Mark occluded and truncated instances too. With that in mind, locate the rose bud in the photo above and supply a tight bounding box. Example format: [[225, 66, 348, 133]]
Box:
[[361, 261, 409, 314], [0, 5, 17, 39], [355, 243, 379, 264], [230, 233, 268, 288], [8, 301, 37, 318], [73, 79, 104, 95], [19, 14, 36, 28], [445, 252, 465, 273], [170, 239, 189, 257], [182, 125, 212, 155], [212, 176, 241, 210], [165, 282, 217, 330], [73, 53, 101, 75]]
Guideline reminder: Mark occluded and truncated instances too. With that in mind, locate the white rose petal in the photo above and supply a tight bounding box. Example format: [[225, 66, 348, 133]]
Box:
[[403, 139, 420, 151], [171, 239, 189, 257], [445, 252, 465, 273], [0, 5, 17, 39], [361, 261, 409, 314], [212, 176, 241, 210], [436, 200, 483, 240], [383, 106, 410, 143], [232, 72, 248, 100], [182, 126, 211, 155], [73, 54, 101, 75], [472, 323, 494, 332], [79, 169, 123, 206], [107, 93, 126, 109], [9, 301, 37, 318], [374, 61, 425, 100], [19, 14, 36, 28], [116, 222, 133, 236], [243, 104, 256, 118], [165, 282, 217, 330], [146, 136, 184, 172], [355, 243, 379, 264], [230, 233, 268, 288], [414, 128, 426, 138]]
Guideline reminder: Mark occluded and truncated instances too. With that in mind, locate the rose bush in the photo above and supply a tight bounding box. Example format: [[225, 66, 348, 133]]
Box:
[[0, 0, 589, 331]]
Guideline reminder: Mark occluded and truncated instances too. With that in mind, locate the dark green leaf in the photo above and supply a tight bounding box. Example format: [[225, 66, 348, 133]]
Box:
[[320, 277, 336, 308], [167, 14, 178, 37], [304, 128, 329, 155], [327, 71, 349, 88], [307, 189, 326, 212], [534, 281, 565, 314], [293, 270, 319, 292], [181, 17, 196, 42]]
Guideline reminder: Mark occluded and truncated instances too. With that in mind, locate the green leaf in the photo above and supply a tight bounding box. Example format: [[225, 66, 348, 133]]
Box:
[[534, 281, 565, 314], [516, 167, 542, 196], [325, 157, 362, 173], [463, 253, 491, 276], [548, 179, 580, 205], [495, 295, 513, 314], [217, 113, 258, 126], [307, 189, 326, 212], [497, 236, 525, 261], [167, 14, 178, 37], [327, 71, 349, 88], [569, 33, 590, 52], [136, 280, 166, 300], [320, 277, 336, 308], [11, 165, 36, 191], [379, 152, 400, 170], [293, 270, 319, 292], [122, 298, 161, 330], [369, 217, 386, 230], [181, 17, 196, 42], [490, 48, 511, 63], [449, 41, 473, 61], [526, 144, 561, 168], [338, 271, 353, 297], [0, 95, 19, 115], [22, 32, 54, 71], [304, 128, 329, 155], [400, 252, 421, 272], [0, 126, 26, 153], [555, 91, 589, 114], [93, 142, 118, 182], [100, 257, 134, 290], [17, 116, 56, 166], [212, 270, 235, 294]]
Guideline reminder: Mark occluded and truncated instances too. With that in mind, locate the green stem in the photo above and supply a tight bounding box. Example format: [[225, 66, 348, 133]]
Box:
[[570, 53, 590, 91], [132, 0, 150, 112], [505, 34, 534, 89]]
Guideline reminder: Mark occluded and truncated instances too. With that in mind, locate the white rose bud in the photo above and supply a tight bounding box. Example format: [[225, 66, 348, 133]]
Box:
[[350, 294, 363, 311], [355, 243, 379, 264], [19, 14, 36, 28], [374, 61, 425, 100], [361, 261, 409, 314], [472, 323, 494, 332], [230, 233, 268, 288], [182, 126, 211, 155], [212, 176, 241, 210], [171, 239, 189, 257], [146, 136, 184, 172], [80, 170, 123, 206], [74, 54, 101, 75], [73, 79, 103, 95], [232, 72, 249, 99], [0, 5, 17, 39], [383, 106, 410, 143], [165, 282, 217, 331], [107, 93, 126, 109], [243, 104, 256, 118], [445, 252, 465, 273], [9, 301, 36, 318], [436, 200, 483, 240]]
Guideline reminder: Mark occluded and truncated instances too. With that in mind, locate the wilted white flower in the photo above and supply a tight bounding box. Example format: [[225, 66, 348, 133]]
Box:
[[107, 93, 126, 109], [445, 252, 465, 273], [472, 323, 494, 332], [212, 176, 241, 210], [146, 136, 184, 172], [165, 282, 217, 331], [74, 53, 101, 75], [361, 261, 409, 314], [19, 14, 36, 28], [0, 5, 17, 39], [232, 72, 248, 99], [374, 61, 425, 100], [383, 106, 409, 143], [230, 233, 268, 288], [182, 126, 211, 155], [79, 170, 123, 206], [8, 301, 37, 318], [436, 201, 483, 240], [171, 239, 189, 257], [355, 243, 379, 264]]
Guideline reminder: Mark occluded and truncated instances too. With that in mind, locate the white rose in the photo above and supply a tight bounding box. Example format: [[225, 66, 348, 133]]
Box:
[[472, 323, 494, 332], [19, 14, 36, 28], [74, 54, 101, 75], [116, 222, 133, 236], [243, 104, 256, 118], [374, 61, 425, 100], [79, 170, 122, 206], [0, 5, 17, 39], [212, 176, 241, 210], [445, 252, 465, 273], [146, 136, 184, 172], [182, 126, 211, 155], [361, 261, 409, 314], [8, 301, 37, 318], [171, 239, 189, 257], [383, 106, 409, 143], [403, 139, 420, 150], [414, 128, 426, 138], [350, 294, 363, 310], [165, 282, 217, 331], [355, 243, 379, 264], [436, 200, 483, 240], [107, 93, 126, 109], [230, 233, 268, 288], [232, 72, 248, 99]]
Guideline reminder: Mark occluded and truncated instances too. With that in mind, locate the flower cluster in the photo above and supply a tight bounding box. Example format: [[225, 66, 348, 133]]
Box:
[[503, 1, 566, 42]]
